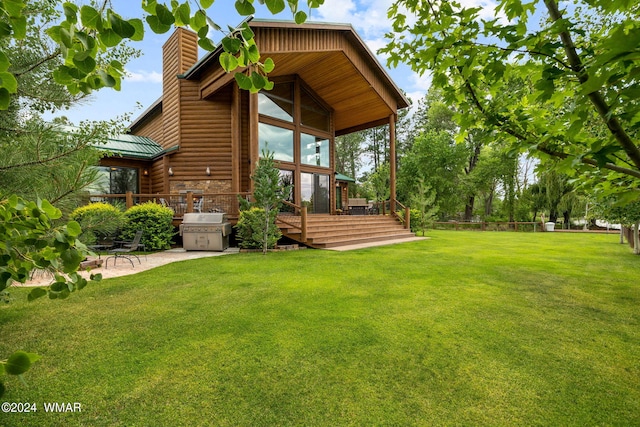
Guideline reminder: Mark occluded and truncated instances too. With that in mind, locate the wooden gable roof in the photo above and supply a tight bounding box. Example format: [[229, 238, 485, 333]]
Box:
[[180, 19, 409, 136]]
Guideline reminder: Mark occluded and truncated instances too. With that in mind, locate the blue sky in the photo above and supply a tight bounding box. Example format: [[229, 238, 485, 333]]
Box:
[[48, 0, 501, 126]]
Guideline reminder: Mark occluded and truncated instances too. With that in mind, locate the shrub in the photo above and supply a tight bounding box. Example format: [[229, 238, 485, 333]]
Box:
[[120, 202, 175, 251], [236, 207, 281, 250], [70, 202, 125, 245]]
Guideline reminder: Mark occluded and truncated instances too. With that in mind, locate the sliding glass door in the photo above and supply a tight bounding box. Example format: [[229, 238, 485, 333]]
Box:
[[301, 173, 330, 214]]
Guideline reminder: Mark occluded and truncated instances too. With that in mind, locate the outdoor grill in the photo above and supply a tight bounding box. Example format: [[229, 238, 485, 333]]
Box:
[[180, 212, 232, 251]]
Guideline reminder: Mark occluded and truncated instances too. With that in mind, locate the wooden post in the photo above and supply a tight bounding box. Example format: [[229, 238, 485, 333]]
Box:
[[301, 205, 307, 243], [404, 207, 410, 230], [126, 191, 133, 209], [186, 191, 194, 213], [389, 114, 397, 214]]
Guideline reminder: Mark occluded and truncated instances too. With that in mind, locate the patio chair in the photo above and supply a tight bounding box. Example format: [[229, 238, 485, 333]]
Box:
[[105, 230, 143, 268], [194, 197, 204, 213]]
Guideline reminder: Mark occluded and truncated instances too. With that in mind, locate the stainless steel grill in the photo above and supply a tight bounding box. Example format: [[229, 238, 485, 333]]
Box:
[[180, 212, 232, 251]]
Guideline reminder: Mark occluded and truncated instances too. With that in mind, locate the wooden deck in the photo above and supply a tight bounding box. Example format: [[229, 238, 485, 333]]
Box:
[[277, 214, 415, 249]]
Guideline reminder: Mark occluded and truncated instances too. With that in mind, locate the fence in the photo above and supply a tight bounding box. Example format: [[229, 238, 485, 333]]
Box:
[[433, 221, 540, 232]]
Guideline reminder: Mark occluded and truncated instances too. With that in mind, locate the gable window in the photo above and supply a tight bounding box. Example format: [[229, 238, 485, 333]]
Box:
[[258, 82, 294, 123], [300, 86, 330, 132]]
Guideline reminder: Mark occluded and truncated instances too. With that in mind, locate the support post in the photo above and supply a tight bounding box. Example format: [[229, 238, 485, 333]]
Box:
[[389, 114, 397, 214], [186, 191, 194, 213], [126, 191, 133, 209], [301, 205, 307, 243]]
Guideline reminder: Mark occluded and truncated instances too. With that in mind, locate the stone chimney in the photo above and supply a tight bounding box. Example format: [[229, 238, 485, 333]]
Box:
[[162, 28, 199, 148]]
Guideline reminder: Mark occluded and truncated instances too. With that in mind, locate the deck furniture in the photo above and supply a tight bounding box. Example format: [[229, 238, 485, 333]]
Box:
[[105, 230, 143, 268]]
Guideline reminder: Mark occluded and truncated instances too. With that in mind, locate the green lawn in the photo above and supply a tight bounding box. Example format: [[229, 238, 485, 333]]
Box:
[[1, 231, 639, 426]]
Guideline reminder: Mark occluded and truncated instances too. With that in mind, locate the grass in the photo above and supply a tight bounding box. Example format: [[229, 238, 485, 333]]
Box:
[[1, 231, 639, 426]]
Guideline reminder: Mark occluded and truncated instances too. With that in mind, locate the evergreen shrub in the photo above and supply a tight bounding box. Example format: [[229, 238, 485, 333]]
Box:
[[70, 202, 125, 245], [120, 202, 175, 251], [236, 207, 281, 249]]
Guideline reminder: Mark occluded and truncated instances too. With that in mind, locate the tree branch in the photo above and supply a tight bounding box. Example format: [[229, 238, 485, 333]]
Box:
[[462, 81, 640, 180], [544, 0, 640, 171]]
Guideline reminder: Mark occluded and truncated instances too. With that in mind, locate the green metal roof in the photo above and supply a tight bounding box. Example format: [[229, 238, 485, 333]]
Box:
[[336, 173, 356, 183], [96, 134, 173, 160]]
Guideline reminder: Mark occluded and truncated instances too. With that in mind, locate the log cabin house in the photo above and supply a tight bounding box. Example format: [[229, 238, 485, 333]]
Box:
[[97, 19, 415, 248]]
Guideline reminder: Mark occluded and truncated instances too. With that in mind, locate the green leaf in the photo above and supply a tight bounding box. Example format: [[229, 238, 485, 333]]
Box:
[[110, 14, 136, 39], [219, 52, 239, 72], [251, 71, 266, 90], [72, 52, 97, 74], [190, 10, 207, 31], [60, 27, 73, 48], [63, 2, 78, 24], [155, 3, 176, 26], [0, 51, 9, 72], [235, 72, 253, 90], [294, 11, 307, 24], [200, 0, 215, 8], [10, 15, 27, 39], [221, 36, 242, 53], [5, 351, 36, 376], [197, 37, 216, 51], [146, 15, 172, 34], [235, 0, 256, 15], [240, 23, 254, 41], [98, 70, 116, 87], [265, 0, 286, 14], [127, 19, 144, 41], [99, 28, 123, 47], [27, 287, 48, 302], [263, 57, 275, 73], [0, 72, 18, 93], [66, 220, 82, 237], [0, 22, 11, 37], [580, 73, 607, 95], [175, 3, 191, 27], [80, 5, 102, 30], [0, 88, 11, 110], [247, 44, 260, 63], [3, 0, 26, 18]]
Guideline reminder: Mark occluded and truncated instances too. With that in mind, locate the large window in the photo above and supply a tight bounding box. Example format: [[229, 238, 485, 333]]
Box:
[[300, 133, 330, 167], [259, 123, 294, 162], [94, 166, 138, 194], [258, 78, 332, 211]]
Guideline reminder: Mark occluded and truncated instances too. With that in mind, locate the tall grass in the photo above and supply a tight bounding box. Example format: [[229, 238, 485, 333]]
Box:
[[1, 231, 638, 426]]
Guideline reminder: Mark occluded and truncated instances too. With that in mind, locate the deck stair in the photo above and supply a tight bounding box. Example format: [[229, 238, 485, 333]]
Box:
[[277, 214, 415, 249]]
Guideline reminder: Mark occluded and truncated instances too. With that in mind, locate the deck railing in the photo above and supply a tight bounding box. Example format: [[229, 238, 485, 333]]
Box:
[[89, 191, 251, 218], [373, 199, 411, 230], [278, 200, 308, 242]]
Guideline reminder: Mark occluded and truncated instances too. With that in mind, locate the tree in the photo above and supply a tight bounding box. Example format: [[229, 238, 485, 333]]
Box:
[[410, 178, 439, 236], [335, 131, 365, 193], [383, 0, 640, 203], [597, 199, 640, 255], [237, 151, 288, 254]]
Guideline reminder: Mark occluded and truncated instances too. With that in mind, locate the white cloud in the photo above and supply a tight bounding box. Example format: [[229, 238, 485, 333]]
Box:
[[124, 70, 163, 84]]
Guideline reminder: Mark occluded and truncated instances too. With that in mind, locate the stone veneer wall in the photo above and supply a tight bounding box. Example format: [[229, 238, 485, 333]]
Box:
[[170, 180, 232, 193]]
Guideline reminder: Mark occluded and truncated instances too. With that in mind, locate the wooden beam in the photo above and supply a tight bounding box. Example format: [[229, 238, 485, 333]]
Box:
[[231, 82, 241, 192]]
